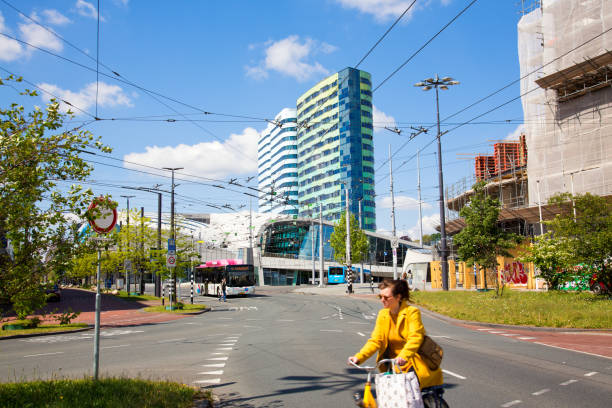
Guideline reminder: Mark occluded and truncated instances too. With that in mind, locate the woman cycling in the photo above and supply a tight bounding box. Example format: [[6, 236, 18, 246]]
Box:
[[348, 279, 443, 389]]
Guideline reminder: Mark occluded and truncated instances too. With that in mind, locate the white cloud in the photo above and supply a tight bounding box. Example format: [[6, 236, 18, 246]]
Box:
[[505, 124, 525, 141], [406, 213, 440, 241], [123, 128, 259, 179], [42, 9, 71, 25], [37, 81, 133, 113], [335, 0, 417, 22], [378, 195, 431, 210], [373, 105, 396, 131], [76, 0, 101, 20], [0, 12, 23, 61], [19, 20, 63, 52], [246, 35, 335, 82]]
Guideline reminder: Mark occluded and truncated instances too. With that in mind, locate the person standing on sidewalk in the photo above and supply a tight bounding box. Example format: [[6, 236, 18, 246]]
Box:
[[221, 278, 227, 302]]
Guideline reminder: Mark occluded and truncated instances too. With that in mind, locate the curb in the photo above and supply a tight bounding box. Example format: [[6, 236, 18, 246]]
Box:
[[0, 325, 93, 341], [139, 307, 210, 316], [417, 306, 612, 333]]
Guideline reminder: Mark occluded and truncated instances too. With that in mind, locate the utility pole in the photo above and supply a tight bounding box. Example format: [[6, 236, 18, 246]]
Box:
[[415, 75, 459, 291], [249, 198, 253, 249], [389, 144, 398, 279], [537, 179, 544, 235], [140, 206, 145, 295], [120, 195, 135, 295], [156, 191, 162, 297], [319, 201, 325, 288], [359, 199, 364, 285], [417, 149, 424, 248], [345, 187, 351, 287], [163, 167, 183, 304], [311, 212, 316, 286]]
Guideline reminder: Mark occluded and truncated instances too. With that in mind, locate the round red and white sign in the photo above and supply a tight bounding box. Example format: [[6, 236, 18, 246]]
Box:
[[87, 197, 118, 234]]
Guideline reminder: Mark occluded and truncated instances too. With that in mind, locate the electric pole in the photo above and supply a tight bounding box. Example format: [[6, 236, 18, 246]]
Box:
[[163, 167, 183, 303]]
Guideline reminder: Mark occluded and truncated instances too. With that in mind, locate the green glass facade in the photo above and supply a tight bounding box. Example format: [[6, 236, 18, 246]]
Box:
[[296, 67, 376, 230]]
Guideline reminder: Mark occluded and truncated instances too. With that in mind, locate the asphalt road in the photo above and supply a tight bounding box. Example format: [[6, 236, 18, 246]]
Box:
[[0, 288, 610, 407]]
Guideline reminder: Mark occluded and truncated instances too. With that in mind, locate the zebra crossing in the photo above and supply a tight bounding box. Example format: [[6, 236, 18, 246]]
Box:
[[193, 334, 240, 386]]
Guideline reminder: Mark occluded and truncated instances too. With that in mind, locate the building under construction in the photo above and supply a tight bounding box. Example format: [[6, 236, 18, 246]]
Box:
[[444, 0, 611, 238]]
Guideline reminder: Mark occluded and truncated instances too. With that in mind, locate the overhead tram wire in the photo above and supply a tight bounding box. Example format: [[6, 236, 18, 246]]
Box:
[[95, 0, 100, 119], [375, 21, 612, 177], [372, 0, 479, 93]]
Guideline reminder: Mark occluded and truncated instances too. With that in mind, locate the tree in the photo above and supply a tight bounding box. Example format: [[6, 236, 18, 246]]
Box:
[[518, 232, 572, 289], [329, 213, 369, 267], [421, 233, 441, 246], [0, 76, 111, 318], [547, 193, 611, 291], [453, 181, 522, 294]]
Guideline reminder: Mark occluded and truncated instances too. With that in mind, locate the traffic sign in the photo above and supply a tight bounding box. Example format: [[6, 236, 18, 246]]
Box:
[[168, 238, 176, 252], [87, 196, 117, 234], [391, 237, 399, 249], [166, 254, 177, 268]]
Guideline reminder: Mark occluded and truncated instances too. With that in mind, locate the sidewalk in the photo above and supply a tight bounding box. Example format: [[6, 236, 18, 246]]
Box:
[[2, 288, 203, 329]]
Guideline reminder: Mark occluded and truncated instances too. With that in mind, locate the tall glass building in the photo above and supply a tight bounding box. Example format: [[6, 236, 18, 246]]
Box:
[[257, 108, 298, 216], [296, 68, 376, 230]]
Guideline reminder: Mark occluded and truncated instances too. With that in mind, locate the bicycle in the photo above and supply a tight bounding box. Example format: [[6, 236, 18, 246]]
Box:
[[350, 358, 449, 408]]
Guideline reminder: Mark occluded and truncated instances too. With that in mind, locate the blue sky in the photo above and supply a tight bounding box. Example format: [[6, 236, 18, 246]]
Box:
[[0, 0, 527, 239]]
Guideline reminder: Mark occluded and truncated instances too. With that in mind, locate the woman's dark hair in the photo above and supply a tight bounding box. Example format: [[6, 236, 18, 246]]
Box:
[[378, 279, 410, 302]]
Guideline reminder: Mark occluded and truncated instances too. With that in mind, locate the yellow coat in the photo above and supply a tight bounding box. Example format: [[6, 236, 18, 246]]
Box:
[[353, 301, 443, 389]]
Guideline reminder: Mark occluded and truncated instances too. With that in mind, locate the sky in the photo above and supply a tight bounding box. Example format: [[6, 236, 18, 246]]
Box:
[[0, 0, 529, 241]]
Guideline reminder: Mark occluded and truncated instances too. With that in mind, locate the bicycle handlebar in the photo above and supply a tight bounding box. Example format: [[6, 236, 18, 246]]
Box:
[[349, 358, 397, 371]]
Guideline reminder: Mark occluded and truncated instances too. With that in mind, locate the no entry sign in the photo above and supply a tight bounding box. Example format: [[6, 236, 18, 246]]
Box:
[[87, 197, 118, 234]]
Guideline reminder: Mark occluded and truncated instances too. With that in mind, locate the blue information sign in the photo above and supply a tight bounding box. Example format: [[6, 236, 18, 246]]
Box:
[[168, 238, 176, 252]]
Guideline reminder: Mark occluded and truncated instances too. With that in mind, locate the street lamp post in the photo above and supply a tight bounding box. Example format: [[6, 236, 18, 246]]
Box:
[[163, 167, 183, 304], [120, 195, 135, 295], [415, 75, 459, 291]]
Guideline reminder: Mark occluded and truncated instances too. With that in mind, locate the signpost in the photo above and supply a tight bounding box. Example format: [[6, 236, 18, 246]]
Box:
[[166, 239, 176, 308], [87, 196, 117, 381]]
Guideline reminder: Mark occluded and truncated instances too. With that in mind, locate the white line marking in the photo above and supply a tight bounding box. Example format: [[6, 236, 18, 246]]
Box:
[[501, 333, 519, 336], [202, 363, 225, 368], [489, 331, 505, 334], [211, 353, 227, 356], [101, 344, 130, 349], [477, 328, 492, 331], [320, 329, 342, 332], [217, 317, 233, 320], [532, 388, 550, 396], [501, 400, 522, 407], [243, 325, 260, 328], [194, 378, 221, 384], [156, 338, 186, 344], [185, 322, 196, 325], [197, 370, 223, 375], [218, 343, 235, 346], [216, 347, 233, 351], [24, 352, 64, 358], [560, 379, 578, 386], [357, 332, 366, 337], [533, 342, 612, 360], [584, 371, 598, 377], [430, 335, 451, 339], [207, 357, 228, 361], [518, 337, 536, 340], [277, 319, 294, 322], [442, 369, 466, 380]]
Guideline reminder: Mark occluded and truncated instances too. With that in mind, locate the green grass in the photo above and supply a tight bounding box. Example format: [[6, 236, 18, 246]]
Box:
[[113, 291, 160, 301], [0, 323, 89, 338], [411, 290, 612, 329], [143, 303, 208, 314], [0, 377, 212, 408]]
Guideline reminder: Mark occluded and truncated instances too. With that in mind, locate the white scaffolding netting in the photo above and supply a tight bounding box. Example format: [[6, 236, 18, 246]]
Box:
[[518, 0, 612, 206]]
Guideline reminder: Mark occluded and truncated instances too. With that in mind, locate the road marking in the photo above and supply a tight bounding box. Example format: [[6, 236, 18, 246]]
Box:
[[218, 343, 235, 346], [277, 319, 294, 322], [101, 344, 130, 349], [184, 322, 196, 325], [197, 370, 223, 375], [584, 371, 598, 377], [442, 369, 466, 380], [501, 400, 522, 407], [501, 333, 519, 336], [518, 337, 536, 340], [320, 329, 342, 332], [477, 328, 492, 331], [211, 353, 227, 356], [202, 363, 225, 368], [217, 317, 233, 320], [430, 335, 451, 339], [357, 332, 366, 337], [489, 331, 505, 334], [560, 379, 578, 386], [207, 357, 228, 361], [243, 325, 260, 328], [194, 378, 221, 384], [337, 307, 343, 320], [156, 338, 186, 344], [532, 389, 550, 396], [362, 313, 375, 320], [348, 322, 370, 325], [533, 342, 612, 360], [23, 351, 64, 358], [216, 347, 233, 351]]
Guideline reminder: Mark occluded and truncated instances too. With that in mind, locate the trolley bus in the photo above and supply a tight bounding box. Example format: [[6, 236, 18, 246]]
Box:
[[194, 264, 256, 297]]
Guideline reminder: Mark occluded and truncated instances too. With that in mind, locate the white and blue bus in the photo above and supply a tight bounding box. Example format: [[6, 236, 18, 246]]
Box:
[[194, 264, 256, 297], [328, 266, 369, 284]]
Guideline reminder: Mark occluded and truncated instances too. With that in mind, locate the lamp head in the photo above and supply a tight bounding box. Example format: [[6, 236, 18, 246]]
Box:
[[422, 85, 432, 91]]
